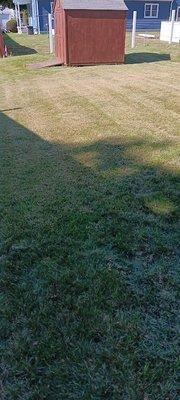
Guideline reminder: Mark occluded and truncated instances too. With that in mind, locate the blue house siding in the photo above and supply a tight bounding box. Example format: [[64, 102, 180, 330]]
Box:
[[38, 0, 51, 32], [28, 0, 180, 33], [125, 1, 179, 30], [126, 1, 170, 19]]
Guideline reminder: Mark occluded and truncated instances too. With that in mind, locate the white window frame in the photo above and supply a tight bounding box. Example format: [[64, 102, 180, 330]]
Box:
[[176, 6, 180, 21], [144, 3, 159, 19]]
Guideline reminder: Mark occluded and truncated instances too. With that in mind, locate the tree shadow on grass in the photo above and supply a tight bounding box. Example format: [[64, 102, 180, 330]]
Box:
[[4, 33, 37, 56], [0, 111, 179, 399], [125, 52, 171, 64]]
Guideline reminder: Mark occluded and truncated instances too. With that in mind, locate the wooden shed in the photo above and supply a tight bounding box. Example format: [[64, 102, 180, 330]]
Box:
[[54, 0, 128, 66]]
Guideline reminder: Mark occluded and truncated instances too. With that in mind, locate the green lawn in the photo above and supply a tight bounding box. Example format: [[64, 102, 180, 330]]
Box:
[[0, 33, 179, 400]]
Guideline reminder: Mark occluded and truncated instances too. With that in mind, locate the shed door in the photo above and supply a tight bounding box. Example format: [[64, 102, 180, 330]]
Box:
[[55, 10, 64, 62]]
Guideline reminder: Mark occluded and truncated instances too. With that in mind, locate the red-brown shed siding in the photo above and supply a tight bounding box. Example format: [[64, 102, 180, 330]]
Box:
[[54, 7, 67, 63], [54, 1, 127, 66], [66, 10, 126, 65]]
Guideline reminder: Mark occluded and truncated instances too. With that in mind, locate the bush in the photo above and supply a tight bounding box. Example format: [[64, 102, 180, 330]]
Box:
[[6, 19, 18, 33]]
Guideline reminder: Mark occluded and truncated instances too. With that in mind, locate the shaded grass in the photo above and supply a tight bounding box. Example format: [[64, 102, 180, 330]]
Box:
[[4, 34, 37, 56], [0, 33, 179, 400], [125, 52, 171, 64]]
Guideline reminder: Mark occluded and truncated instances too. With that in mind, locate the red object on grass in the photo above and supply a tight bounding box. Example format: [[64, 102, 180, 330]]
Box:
[[0, 27, 5, 58]]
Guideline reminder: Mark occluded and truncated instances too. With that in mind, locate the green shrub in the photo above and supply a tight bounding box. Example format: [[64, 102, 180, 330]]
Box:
[[6, 19, 18, 33]]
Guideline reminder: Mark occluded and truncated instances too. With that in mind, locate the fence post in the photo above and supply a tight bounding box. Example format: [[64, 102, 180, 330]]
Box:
[[48, 13, 53, 53], [17, 2, 22, 34], [169, 9, 176, 44], [131, 11, 137, 49]]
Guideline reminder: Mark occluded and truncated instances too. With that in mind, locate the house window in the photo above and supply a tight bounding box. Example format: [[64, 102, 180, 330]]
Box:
[[144, 3, 159, 18]]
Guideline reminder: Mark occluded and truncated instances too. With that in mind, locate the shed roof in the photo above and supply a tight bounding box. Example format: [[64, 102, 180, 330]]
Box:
[[60, 0, 128, 11]]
